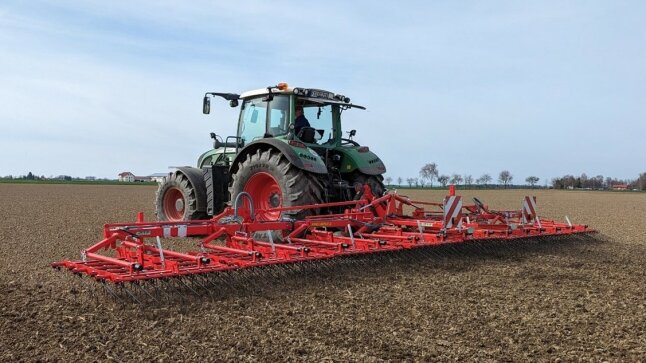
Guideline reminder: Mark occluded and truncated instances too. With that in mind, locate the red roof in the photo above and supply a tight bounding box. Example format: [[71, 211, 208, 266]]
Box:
[[118, 172, 134, 177]]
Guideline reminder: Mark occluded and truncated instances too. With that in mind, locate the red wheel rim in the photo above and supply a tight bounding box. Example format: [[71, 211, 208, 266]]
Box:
[[244, 172, 282, 221], [163, 187, 185, 221]]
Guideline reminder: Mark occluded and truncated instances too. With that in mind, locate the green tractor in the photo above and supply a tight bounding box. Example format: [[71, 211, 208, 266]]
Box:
[[154, 83, 386, 222]]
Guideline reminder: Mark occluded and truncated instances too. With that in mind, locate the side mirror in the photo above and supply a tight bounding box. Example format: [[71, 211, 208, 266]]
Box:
[[349, 129, 356, 137], [229, 99, 239, 107], [203, 96, 211, 114]]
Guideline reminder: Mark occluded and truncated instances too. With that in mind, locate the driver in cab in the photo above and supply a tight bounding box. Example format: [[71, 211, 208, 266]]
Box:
[[294, 105, 310, 135], [294, 105, 325, 144]]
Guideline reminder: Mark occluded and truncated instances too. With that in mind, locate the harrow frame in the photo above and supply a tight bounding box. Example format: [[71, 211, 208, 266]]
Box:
[[53, 186, 592, 284]]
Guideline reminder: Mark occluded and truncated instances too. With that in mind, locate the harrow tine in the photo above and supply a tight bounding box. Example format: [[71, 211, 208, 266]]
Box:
[[133, 281, 158, 304], [178, 276, 201, 297], [200, 274, 223, 296], [189, 275, 213, 296], [166, 278, 186, 304], [120, 283, 142, 304], [79, 277, 98, 301], [155, 279, 171, 303], [104, 282, 127, 304], [146, 278, 164, 303], [217, 271, 237, 293]]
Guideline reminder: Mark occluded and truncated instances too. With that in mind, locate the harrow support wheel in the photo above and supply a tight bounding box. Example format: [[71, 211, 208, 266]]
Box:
[[230, 148, 323, 221], [155, 172, 206, 222]]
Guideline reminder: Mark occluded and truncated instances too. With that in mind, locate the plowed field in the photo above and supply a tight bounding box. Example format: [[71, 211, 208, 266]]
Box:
[[1, 184, 644, 361]]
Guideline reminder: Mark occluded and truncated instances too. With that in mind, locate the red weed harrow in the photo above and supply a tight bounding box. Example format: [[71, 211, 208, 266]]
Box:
[[53, 186, 592, 298]]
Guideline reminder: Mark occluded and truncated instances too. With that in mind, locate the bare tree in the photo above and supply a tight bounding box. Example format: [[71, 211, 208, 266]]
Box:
[[413, 178, 419, 187], [385, 176, 393, 185], [450, 174, 463, 185], [525, 176, 539, 187], [499, 170, 513, 187], [484, 174, 492, 184], [480, 173, 492, 185], [438, 175, 449, 187], [419, 163, 439, 187], [406, 178, 414, 187], [580, 173, 589, 188], [419, 179, 426, 188], [397, 177, 403, 186], [464, 175, 473, 186], [594, 175, 603, 189]]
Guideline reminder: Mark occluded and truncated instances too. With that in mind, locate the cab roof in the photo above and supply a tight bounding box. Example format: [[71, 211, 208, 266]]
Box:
[[238, 85, 365, 110], [239, 86, 296, 99]]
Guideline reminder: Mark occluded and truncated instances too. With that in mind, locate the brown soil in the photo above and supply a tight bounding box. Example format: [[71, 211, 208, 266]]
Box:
[[0, 184, 644, 361]]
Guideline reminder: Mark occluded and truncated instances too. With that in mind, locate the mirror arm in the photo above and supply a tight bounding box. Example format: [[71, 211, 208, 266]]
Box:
[[206, 92, 240, 101], [203, 92, 241, 114]]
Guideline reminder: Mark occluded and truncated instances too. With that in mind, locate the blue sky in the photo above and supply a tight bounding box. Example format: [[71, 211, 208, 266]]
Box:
[[0, 1, 644, 183]]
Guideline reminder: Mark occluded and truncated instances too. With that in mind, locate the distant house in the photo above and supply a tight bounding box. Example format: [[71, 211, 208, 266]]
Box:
[[85, 176, 96, 181], [149, 173, 167, 183], [612, 183, 628, 190], [118, 172, 135, 182]]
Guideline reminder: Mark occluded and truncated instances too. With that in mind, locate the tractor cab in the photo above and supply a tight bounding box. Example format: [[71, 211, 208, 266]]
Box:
[[229, 84, 365, 148], [185, 84, 385, 222]]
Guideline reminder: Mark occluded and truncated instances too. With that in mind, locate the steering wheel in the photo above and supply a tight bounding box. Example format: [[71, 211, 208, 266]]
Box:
[[341, 138, 360, 146]]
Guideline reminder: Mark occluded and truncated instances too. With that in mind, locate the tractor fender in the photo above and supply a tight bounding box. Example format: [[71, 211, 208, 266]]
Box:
[[338, 148, 387, 176], [171, 166, 208, 213], [229, 139, 328, 176]]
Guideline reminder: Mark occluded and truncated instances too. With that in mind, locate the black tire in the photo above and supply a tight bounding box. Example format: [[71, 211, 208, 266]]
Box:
[[154, 172, 207, 221], [352, 173, 386, 198], [229, 148, 324, 221]]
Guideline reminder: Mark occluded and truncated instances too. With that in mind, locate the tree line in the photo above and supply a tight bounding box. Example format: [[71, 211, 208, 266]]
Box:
[[384, 163, 645, 191], [383, 163, 523, 188], [551, 172, 646, 191], [1, 172, 111, 182], [3, 172, 73, 181]]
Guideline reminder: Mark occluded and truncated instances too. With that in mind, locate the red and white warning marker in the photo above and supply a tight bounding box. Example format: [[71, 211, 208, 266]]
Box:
[[443, 195, 463, 229], [521, 196, 539, 225]]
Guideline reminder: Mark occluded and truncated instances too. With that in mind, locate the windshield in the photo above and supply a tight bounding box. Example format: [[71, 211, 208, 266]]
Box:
[[268, 95, 289, 137], [238, 98, 267, 144]]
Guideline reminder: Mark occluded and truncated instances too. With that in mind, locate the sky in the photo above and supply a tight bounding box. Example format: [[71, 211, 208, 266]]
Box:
[[0, 1, 644, 183]]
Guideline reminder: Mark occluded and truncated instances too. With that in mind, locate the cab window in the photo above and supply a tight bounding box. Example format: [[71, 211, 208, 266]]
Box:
[[303, 104, 334, 143]]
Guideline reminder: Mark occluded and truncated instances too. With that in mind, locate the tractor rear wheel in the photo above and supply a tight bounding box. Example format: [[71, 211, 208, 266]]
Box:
[[230, 148, 323, 221], [155, 172, 207, 221]]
